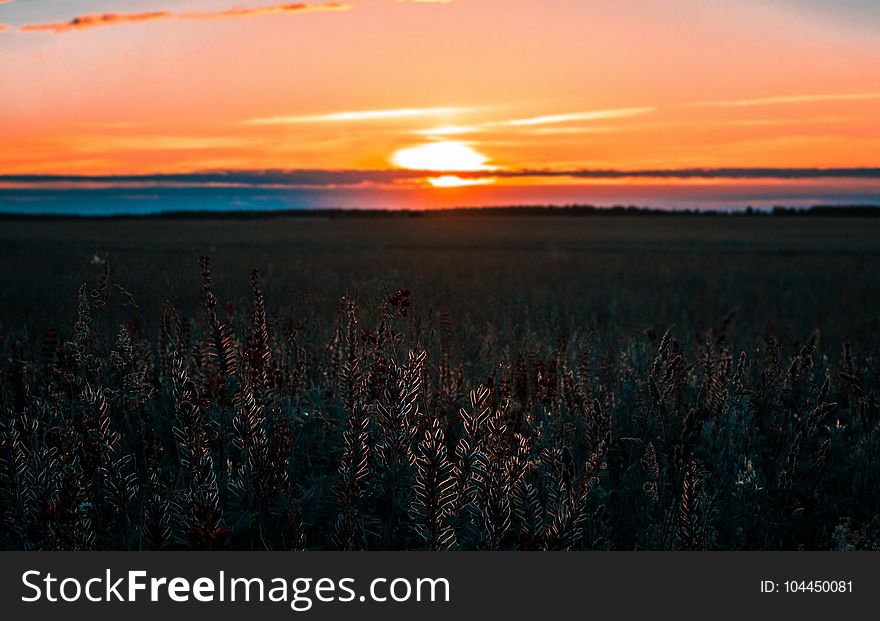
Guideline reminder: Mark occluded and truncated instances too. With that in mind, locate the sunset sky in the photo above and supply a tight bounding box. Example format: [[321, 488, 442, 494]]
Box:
[[1, 0, 879, 211]]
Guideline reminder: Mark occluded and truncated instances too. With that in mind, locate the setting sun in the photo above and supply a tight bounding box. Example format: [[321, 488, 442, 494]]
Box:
[[391, 141, 494, 173], [427, 175, 495, 188]]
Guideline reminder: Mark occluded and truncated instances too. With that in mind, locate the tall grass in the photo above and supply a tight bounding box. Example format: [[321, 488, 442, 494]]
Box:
[[0, 257, 877, 550]]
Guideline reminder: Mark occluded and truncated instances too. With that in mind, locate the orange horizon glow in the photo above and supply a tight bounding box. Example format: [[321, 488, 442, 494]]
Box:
[[1, 0, 879, 200]]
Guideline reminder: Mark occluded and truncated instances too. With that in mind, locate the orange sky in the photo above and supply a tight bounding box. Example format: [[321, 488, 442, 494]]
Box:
[[1, 0, 879, 203]]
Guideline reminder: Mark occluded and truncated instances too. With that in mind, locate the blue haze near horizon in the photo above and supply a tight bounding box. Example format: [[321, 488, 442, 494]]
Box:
[[2, 186, 880, 216]]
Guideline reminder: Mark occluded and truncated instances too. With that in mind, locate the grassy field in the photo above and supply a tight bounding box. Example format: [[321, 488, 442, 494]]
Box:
[[0, 215, 878, 550], [3, 215, 878, 343]]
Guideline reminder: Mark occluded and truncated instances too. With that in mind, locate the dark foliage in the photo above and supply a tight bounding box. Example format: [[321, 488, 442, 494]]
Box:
[[0, 254, 878, 551]]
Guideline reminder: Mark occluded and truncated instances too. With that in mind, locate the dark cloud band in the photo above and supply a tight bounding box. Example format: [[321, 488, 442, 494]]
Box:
[[3, 168, 880, 189]]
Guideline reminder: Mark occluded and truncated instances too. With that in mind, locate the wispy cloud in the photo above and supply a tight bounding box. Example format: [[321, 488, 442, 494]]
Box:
[[245, 105, 652, 138], [407, 107, 653, 138], [695, 93, 880, 107], [523, 126, 623, 136], [20, 3, 352, 34], [493, 107, 655, 127], [245, 107, 472, 125], [413, 125, 477, 136], [22, 12, 172, 33]]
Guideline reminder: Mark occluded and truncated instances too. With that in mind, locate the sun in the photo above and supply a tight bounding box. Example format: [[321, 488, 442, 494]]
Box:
[[391, 141, 497, 187], [428, 175, 495, 188], [391, 141, 494, 172]]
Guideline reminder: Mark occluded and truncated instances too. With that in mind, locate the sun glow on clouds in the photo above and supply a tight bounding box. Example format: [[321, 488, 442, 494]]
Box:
[[395, 107, 656, 185]]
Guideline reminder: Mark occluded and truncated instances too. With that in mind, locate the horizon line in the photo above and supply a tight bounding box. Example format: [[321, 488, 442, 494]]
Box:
[[2, 204, 879, 221]]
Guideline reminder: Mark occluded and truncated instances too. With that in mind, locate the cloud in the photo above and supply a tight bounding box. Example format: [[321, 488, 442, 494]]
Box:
[[22, 12, 173, 33], [0, 24, 9, 33], [245, 107, 472, 124], [492, 107, 655, 127], [522, 126, 623, 136], [3, 167, 879, 191], [246, 105, 650, 133], [413, 125, 477, 136], [491, 167, 880, 180], [20, 3, 352, 34], [694, 93, 880, 107], [0, 170, 420, 189], [403, 107, 653, 138]]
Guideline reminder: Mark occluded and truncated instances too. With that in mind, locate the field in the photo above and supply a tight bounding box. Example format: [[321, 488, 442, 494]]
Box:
[[1, 214, 878, 550]]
